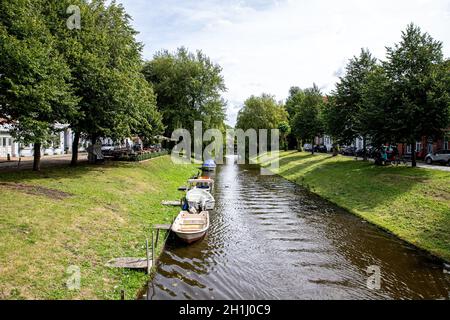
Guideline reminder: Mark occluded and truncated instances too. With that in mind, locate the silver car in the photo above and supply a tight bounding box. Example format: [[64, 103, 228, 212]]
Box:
[[425, 150, 450, 165]]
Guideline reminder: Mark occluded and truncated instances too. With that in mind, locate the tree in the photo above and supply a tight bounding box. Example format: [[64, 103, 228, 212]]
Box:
[[290, 85, 324, 154], [236, 94, 287, 154], [44, 0, 163, 165], [0, 0, 79, 171], [360, 66, 399, 148], [236, 94, 287, 131], [278, 121, 291, 151], [384, 24, 450, 167], [142, 47, 227, 137], [328, 49, 378, 160], [285, 87, 306, 149]]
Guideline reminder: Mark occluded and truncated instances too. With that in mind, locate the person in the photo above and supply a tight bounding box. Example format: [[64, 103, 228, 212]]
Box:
[[381, 146, 388, 165]]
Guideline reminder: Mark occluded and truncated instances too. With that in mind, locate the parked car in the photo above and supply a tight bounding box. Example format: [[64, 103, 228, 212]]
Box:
[[101, 144, 114, 151], [314, 145, 328, 153], [356, 146, 374, 158], [303, 144, 313, 152], [101, 144, 115, 156], [424, 150, 450, 165], [340, 146, 356, 156]]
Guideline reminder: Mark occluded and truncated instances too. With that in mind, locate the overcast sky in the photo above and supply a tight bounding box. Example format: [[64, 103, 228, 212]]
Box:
[[117, 0, 450, 126]]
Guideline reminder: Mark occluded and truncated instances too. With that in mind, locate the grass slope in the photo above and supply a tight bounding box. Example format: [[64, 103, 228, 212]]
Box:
[[260, 151, 450, 262], [0, 156, 196, 299]]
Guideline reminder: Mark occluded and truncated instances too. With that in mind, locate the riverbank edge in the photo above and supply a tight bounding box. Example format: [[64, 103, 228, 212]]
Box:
[[257, 152, 450, 264]]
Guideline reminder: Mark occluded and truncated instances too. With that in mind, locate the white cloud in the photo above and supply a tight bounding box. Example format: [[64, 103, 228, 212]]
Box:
[[118, 0, 450, 126]]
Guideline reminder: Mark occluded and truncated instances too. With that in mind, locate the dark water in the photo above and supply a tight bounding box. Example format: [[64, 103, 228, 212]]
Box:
[[145, 161, 450, 300]]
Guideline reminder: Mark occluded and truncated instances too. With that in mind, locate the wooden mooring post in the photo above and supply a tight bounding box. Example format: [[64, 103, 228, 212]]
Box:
[[151, 229, 155, 268], [146, 238, 150, 274]]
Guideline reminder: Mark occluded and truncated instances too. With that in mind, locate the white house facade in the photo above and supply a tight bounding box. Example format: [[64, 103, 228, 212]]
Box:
[[0, 124, 87, 158], [0, 123, 136, 158]]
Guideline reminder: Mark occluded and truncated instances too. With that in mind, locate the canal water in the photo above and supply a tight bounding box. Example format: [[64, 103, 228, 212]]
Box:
[[145, 161, 450, 300]]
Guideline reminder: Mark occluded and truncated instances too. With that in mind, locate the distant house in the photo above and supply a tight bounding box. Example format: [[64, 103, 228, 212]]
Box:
[[314, 135, 333, 152], [0, 121, 87, 158], [397, 128, 450, 159], [0, 120, 140, 158]]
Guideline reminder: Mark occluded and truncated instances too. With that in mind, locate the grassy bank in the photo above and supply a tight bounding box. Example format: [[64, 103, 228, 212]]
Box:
[[0, 156, 196, 299], [259, 151, 450, 262]]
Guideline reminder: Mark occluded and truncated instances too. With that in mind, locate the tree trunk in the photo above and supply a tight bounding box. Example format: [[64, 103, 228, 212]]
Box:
[[71, 131, 80, 166], [311, 139, 315, 155], [411, 142, 417, 168], [333, 144, 338, 157], [363, 136, 367, 161], [89, 135, 98, 164], [33, 143, 41, 171]]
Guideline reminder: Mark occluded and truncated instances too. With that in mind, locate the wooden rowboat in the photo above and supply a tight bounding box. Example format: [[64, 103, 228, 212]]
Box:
[[171, 211, 210, 244]]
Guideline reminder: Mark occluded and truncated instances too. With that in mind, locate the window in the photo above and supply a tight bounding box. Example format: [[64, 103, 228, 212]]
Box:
[[406, 144, 412, 153], [8, 138, 12, 146], [2, 138, 6, 147], [416, 142, 422, 152]]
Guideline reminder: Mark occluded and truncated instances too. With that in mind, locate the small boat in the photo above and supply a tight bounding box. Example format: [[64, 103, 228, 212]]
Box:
[[171, 211, 210, 243], [186, 187, 215, 211], [187, 178, 214, 193], [201, 159, 216, 171]]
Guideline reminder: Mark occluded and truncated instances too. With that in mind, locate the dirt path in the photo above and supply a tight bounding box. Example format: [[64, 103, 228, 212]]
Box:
[[0, 153, 88, 171]]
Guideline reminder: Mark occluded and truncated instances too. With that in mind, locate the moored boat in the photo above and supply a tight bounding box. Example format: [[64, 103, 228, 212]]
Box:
[[187, 178, 214, 193], [186, 187, 215, 211], [171, 211, 210, 243], [201, 159, 216, 171]]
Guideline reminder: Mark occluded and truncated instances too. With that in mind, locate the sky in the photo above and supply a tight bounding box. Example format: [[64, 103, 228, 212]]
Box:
[[116, 0, 450, 126]]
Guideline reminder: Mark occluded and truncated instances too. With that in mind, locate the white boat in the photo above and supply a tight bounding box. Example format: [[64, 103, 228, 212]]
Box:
[[187, 178, 214, 193], [201, 159, 217, 171], [186, 188, 215, 211], [171, 211, 210, 243]]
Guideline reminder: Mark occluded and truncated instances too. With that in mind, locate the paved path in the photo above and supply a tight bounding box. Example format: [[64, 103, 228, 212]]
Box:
[[415, 162, 450, 172], [343, 155, 450, 172], [0, 153, 88, 171]]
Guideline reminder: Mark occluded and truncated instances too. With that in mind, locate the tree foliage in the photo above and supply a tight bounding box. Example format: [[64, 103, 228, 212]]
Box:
[[285, 85, 325, 153], [236, 94, 287, 131], [43, 0, 163, 164], [324, 49, 378, 146], [143, 47, 227, 135], [0, 0, 79, 170], [384, 24, 449, 151]]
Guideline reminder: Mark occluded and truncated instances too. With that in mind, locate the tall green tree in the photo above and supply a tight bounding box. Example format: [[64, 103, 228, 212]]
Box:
[[290, 85, 324, 154], [236, 94, 287, 131], [0, 0, 79, 171], [328, 49, 378, 159], [384, 24, 449, 167], [142, 47, 227, 136], [278, 121, 291, 151], [236, 94, 287, 155], [285, 86, 306, 149], [360, 66, 399, 148], [44, 0, 163, 165]]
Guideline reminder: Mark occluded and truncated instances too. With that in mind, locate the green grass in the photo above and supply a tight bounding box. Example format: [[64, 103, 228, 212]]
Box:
[[0, 156, 197, 300], [259, 151, 450, 262]]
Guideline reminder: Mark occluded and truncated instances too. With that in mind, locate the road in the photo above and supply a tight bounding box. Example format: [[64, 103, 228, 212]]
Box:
[[344, 155, 450, 172]]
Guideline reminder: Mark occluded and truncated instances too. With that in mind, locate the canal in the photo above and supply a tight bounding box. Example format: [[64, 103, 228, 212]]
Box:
[[145, 161, 450, 300]]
